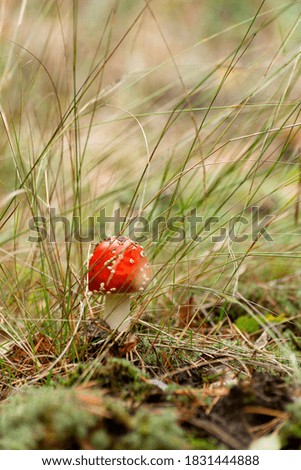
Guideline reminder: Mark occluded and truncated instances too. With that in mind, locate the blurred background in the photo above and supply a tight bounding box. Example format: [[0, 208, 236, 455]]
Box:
[[1, 0, 301, 330], [1, 1, 301, 451]]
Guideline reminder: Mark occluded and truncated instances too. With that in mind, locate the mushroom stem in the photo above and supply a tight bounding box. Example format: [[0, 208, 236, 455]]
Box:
[[103, 294, 131, 332]]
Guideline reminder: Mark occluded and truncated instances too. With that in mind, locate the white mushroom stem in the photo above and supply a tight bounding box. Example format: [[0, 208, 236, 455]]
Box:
[[103, 294, 131, 332]]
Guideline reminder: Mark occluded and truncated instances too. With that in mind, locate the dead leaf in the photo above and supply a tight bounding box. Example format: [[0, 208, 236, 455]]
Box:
[[177, 296, 196, 327]]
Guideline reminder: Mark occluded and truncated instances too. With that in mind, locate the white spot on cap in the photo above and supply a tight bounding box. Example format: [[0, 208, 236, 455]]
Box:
[[139, 287, 144, 292], [118, 253, 124, 260], [110, 287, 116, 292], [140, 251, 145, 257], [111, 269, 115, 274], [100, 282, 105, 288], [107, 266, 112, 271], [130, 258, 135, 264]]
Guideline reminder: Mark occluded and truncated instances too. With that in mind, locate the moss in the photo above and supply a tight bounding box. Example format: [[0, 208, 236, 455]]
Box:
[[91, 430, 110, 449], [0, 387, 97, 450], [0, 386, 187, 450], [60, 358, 151, 399], [119, 408, 186, 450], [90, 358, 152, 398], [136, 337, 158, 367], [136, 337, 201, 377], [187, 433, 220, 450]]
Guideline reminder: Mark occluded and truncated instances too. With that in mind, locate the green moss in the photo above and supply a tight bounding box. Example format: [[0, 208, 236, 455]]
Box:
[[0, 386, 187, 450], [0, 387, 97, 450], [60, 358, 151, 399], [90, 358, 152, 398], [119, 408, 185, 450], [91, 430, 110, 449], [187, 433, 220, 450], [136, 337, 158, 367]]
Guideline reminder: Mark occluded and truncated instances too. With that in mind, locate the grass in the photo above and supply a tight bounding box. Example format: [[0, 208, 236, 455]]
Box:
[[0, 0, 301, 449]]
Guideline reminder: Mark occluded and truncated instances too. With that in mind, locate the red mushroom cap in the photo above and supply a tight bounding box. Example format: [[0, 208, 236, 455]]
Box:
[[88, 236, 151, 294]]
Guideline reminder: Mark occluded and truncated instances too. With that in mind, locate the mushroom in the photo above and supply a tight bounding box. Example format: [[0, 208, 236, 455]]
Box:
[[88, 236, 151, 332]]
